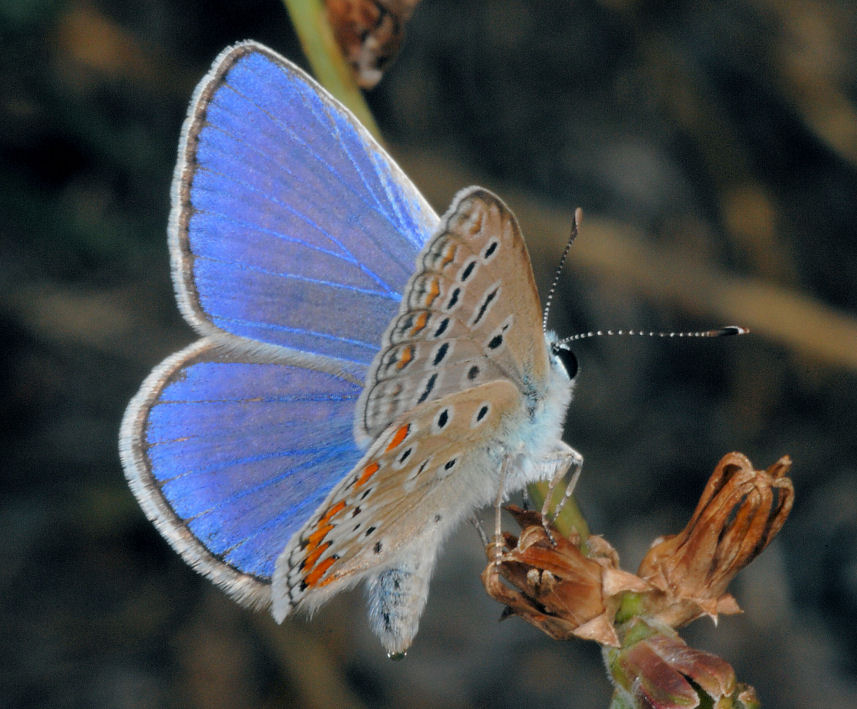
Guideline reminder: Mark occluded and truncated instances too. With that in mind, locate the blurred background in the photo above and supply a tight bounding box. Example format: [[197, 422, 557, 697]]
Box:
[[3, 0, 857, 707]]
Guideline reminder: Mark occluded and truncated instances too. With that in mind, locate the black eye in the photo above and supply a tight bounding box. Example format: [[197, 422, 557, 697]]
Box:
[[552, 345, 578, 379]]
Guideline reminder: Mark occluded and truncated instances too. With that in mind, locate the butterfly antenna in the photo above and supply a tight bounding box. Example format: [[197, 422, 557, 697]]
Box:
[[555, 325, 749, 349], [542, 207, 582, 334]]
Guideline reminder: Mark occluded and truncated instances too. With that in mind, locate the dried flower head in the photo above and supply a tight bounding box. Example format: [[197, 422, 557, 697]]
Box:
[[482, 506, 650, 647], [483, 453, 792, 706], [325, 0, 421, 87], [637, 452, 794, 627]]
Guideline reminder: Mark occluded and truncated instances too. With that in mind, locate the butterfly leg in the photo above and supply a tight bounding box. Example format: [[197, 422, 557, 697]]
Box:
[[366, 541, 438, 659], [491, 454, 514, 564], [470, 515, 490, 547], [539, 443, 584, 543]]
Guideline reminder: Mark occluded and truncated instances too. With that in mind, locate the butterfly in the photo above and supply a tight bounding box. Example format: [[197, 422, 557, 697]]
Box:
[[119, 40, 581, 658]]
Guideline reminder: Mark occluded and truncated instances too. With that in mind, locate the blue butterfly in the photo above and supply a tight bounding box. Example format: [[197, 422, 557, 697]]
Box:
[[120, 41, 580, 656]]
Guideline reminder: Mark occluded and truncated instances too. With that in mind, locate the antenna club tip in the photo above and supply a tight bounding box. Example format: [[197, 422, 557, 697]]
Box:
[[716, 325, 750, 336], [573, 207, 583, 226]]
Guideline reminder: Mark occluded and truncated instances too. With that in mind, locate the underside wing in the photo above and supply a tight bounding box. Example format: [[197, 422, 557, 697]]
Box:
[[273, 378, 520, 616], [357, 187, 548, 441]]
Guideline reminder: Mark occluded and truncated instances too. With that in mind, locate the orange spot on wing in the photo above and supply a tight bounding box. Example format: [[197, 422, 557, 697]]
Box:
[[468, 213, 484, 235], [304, 555, 337, 587], [396, 345, 413, 369], [385, 424, 410, 451], [302, 541, 330, 570], [355, 461, 380, 488], [319, 500, 346, 526], [305, 523, 334, 554], [441, 244, 457, 266], [425, 278, 440, 306], [410, 311, 428, 335]]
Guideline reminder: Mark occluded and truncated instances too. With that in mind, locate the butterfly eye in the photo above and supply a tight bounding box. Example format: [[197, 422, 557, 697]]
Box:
[[552, 345, 578, 379]]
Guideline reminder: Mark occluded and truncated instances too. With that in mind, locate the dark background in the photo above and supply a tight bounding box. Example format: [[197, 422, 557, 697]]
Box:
[[3, 1, 857, 707]]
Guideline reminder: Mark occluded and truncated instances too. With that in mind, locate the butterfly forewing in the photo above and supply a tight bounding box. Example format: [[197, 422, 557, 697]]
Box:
[[357, 188, 549, 441], [171, 42, 438, 370], [274, 379, 520, 613]]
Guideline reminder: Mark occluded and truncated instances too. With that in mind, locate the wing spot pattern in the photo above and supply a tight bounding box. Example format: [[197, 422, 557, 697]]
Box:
[[355, 461, 380, 488], [445, 286, 461, 311], [471, 286, 499, 326], [436, 408, 449, 429], [385, 423, 410, 451], [412, 276, 442, 308], [304, 555, 336, 587], [303, 539, 329, 570], [459, 259, 477, 282], [474, 404, 490, 425], [467, 211, 484, 235], [410, 311, 428, 336], [438, 458, 457, 478], [432, 342, 449, 366], [416, 372, 437, 404], [395, 344, 414, 370], [486, 319, 512, 352], [433, 317, 450, 338], [318, 500, 346, 526], [440, 243, 457, 267], [425, 278, 440, 307]]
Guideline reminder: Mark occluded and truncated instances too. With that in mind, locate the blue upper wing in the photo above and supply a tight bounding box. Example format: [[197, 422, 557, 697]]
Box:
[[122, 341, 365, 604], [121, 42, 438, 605], [171, 42, 438, 369]]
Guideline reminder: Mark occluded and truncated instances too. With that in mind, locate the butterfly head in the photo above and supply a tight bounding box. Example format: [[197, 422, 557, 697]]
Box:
[[549, 339, 579, 381]]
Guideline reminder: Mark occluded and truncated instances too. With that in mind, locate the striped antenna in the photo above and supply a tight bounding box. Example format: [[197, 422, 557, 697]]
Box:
[[542, 207, 582, 333], [555, 326, 749, 349]]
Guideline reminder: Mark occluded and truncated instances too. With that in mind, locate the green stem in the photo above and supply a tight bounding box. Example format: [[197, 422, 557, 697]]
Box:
[[527, 481, 590, 542], [281, 0, 382, 139]]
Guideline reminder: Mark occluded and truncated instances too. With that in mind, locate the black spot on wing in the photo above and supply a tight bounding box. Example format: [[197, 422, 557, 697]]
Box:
[[472, 287, 498, 325], [446, 287, 460, 310], [433, 317, 450, 338], [437, 409, 449, 428], [432, 342, 449, 365], [417, 372, 437, 404]]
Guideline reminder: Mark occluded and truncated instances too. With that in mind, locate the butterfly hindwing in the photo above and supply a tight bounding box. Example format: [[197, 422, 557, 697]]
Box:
[[171, 41, 438, 371], [357, 187, 549, 441], [272, 378, 520, 617], [120, 338, 365, 607]]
